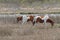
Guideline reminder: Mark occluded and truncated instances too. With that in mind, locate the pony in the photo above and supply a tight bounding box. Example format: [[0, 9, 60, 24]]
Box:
[[17, 15, 28, 24], [17, 16, 22, 23], [27, 15, 35, 25], [17, 15, 35, 25], [33, 15, 54, 26], [16, 14, 54, 26]]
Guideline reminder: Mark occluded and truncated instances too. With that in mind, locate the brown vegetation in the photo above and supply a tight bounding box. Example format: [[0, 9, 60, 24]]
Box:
[[0, 14, 59, 40]]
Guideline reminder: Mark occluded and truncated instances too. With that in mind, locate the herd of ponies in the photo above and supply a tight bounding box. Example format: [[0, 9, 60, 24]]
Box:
[[17, 14, 54, 26]]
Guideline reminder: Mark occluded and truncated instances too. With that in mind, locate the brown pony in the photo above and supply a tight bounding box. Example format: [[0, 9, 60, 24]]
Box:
[[27, 15, 35, 25], [33, 16, 54, 26], [17, 16, 23, 23], [17, 15, 35, 25]]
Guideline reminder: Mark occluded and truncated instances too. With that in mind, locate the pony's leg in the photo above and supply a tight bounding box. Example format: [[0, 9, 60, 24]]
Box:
[[22, 20, 24, 25], [17, 20, 19, 23], [32, 21, 35, 26], [20, 21, 22, 24], [34, 21, 38, 26], [24, 21, 27, 24], [17, 21, 18, 23], [43, 20, 47, 27], [44, 20, 46, 24], [22, 20, 27, 25], [31, 21, 35, 26]]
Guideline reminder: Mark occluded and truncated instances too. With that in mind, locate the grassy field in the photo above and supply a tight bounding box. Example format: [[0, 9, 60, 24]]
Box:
[[0, 14, 59, 40], [0, 0, 60, 40], [0, 22, 60, 40]]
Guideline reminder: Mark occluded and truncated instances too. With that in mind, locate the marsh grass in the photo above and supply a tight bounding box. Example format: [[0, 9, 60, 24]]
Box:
[[0, 14, 59, 40], [0, 27, 13, 36]]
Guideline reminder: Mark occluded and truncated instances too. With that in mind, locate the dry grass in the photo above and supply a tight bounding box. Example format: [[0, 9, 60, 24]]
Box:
[[0, 14, 59, 40], [0, 22, 59, 40]]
